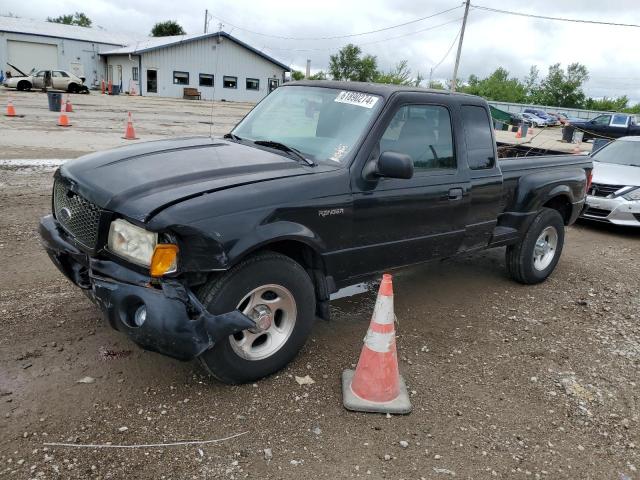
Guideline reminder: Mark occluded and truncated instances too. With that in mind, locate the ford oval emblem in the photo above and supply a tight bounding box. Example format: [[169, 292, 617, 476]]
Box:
[[59, 207, 72, 222]]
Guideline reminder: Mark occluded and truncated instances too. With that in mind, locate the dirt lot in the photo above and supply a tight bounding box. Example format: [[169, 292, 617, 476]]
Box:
[[1, 89, 638, 480]]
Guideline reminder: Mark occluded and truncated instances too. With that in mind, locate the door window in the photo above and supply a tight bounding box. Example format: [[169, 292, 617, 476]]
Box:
[[379, 105, 455, 170], [592, 115, 611, 125], [461, 105, 495, 170], [52, 71, 69, 77]]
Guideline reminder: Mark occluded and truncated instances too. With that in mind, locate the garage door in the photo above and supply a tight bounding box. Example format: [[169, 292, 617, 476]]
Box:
[[7, 40, 58, 75]]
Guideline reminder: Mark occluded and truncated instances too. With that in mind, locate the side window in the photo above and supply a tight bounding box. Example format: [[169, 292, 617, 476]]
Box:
[[379, 105, 455, 171], [592, 115, 611, 125], [610, 114, 627, 127], [461, 105, 495, 170]]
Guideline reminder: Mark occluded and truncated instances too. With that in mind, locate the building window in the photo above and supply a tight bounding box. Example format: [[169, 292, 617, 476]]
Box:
[[173, 71, 189, 85], [246, 78, 259, 90], [199, 74, 214, 87], [132, 67, 139, 81], [223, 76, 237, 89]]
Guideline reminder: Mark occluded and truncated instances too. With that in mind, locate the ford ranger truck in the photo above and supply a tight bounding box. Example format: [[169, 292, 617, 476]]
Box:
[[40, 81, 593, 383]]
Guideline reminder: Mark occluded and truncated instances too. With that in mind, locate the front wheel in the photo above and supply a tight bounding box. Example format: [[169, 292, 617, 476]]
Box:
[[197, 252, 316, 384], [506, 208, 565, 284]]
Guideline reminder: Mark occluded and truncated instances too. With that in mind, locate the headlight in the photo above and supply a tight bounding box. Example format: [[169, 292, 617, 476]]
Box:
[[108, 219, 157, 266], [622, 187, 640, 201]]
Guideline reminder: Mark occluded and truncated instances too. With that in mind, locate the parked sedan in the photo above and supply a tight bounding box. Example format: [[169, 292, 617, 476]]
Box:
[[522, 112, 550, 127], [3, 64, 88, 93], [582, 136, 640, 226]]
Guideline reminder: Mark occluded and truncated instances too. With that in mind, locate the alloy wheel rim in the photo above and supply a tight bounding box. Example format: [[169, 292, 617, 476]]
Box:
[[229, 284, 297, 361], [533, 226, 558, 271]]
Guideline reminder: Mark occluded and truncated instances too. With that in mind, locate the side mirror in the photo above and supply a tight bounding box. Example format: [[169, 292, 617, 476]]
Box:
[[376, 151, 414, 180]]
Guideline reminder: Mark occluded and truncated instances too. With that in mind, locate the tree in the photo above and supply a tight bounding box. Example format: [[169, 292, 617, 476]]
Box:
[[329, 44, 378, 82], [308, 71, 328, 80], [584, 96, 629, 112], [427, 80, 446, 90], [47, 12, 92, 27], [151, 20, 186, 37], [529, 63, 589, 108], [460, 67, 527, 103], [291, 70, 305, 81]]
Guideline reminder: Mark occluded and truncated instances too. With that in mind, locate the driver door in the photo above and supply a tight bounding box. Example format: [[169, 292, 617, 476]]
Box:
[[32, 71, 46, 89], [346, 100, 470, 279]]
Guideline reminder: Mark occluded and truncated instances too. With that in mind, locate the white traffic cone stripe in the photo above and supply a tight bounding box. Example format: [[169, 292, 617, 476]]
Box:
[[364, 330, 396, 353], [372, 295, 394, 325]]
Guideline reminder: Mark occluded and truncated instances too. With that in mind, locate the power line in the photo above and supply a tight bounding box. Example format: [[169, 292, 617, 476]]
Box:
[[432, 27, 461, 74], [471, 3, 640, 28], [211, 3, 464, 41], [259, 17, 463, 53]]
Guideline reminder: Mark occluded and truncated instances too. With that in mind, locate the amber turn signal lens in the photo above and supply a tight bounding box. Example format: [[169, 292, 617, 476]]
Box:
[[150, 244, 178, 277]]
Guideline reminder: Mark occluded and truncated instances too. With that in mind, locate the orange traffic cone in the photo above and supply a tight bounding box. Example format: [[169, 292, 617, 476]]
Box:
[[342, 274, 412, 414], [101, 79, 106, 94], [572, 144, 582, 155], [65, 95, 73, 112], [515, 125, 522, 139], [5, 100, 16, 117], [122, 112, 138, 140], [57, 102, 71, 127], [108, 80, 113, 95]]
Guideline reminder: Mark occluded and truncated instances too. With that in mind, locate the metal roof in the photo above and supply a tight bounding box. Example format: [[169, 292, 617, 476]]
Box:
[[101, 31, 290, 71], [0, 16, 135, 46]]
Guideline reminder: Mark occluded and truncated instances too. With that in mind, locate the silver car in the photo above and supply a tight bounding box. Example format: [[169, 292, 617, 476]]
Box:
[[582, 136, 640, 226]]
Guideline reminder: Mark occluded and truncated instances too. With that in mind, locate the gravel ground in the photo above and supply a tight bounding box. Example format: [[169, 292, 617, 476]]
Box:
[[0, 89, 638, 479]]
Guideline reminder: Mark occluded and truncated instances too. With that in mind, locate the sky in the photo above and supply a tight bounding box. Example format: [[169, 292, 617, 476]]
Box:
[[3, 0, 640, 102]]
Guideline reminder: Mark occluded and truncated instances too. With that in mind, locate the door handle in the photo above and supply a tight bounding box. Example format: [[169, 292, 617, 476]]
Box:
[[448, 188, 463, 201]]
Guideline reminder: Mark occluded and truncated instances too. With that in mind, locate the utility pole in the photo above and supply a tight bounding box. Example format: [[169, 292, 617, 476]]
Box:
[[451, 0, 470, 92], [204, 9, 208, 33], [305, 59, 311, 79]]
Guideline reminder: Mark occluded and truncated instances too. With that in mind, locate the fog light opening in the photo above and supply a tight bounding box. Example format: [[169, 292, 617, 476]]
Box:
[[133, 305, 147, 327]]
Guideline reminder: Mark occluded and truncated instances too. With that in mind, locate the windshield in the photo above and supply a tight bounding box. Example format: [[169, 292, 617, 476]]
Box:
[[593, 140, 640, 167], [232, 86, 383, 164]]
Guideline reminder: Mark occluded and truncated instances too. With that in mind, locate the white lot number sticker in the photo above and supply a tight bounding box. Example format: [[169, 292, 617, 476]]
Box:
[[334, 91, 379, 109]]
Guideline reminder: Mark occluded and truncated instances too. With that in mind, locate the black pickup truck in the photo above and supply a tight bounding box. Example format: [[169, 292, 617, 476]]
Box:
[[40, 81, 592, 383], [572, 113, 640, 141]]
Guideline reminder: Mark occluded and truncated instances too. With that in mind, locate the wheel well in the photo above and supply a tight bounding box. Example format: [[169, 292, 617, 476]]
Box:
[[543, 195, 571, 224], [253, 240, 333, 319], [17, 80, 31, 88]]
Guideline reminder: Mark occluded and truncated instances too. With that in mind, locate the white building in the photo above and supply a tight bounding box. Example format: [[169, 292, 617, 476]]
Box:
[[101, 32, 290, 102], [0, 16, 132, 87]]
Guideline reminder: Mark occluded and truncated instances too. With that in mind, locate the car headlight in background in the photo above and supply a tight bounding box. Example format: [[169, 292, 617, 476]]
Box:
[[622, 187, 640, 201], [108, 219, 157, 266]]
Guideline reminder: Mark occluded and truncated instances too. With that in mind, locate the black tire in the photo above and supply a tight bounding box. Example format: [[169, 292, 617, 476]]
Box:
[[68, 83, 79, 94], [506, 208, 565, 285], [17, 80, 31, 91], [197, 252, 316, 384]]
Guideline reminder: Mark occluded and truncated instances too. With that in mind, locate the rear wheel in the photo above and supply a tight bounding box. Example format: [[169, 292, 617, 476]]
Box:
[[506, 208, 565, 284], [198, 252, 316, 384]]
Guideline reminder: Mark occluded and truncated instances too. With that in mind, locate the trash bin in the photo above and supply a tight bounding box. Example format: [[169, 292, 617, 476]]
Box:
[[572, 130, 584, 144], [562, 125, 575, 143], [520, 124, 529, 137], [47, 92, 62, 112], [111, 85, 121, 95]]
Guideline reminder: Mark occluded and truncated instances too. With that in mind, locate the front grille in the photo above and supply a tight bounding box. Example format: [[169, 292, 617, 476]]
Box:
[[583, 207, 611, 218], [589, 183, 625, 198], [53, 179, 102, 249]]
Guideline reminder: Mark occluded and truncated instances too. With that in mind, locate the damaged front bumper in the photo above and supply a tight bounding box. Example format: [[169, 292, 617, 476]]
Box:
[[39, 214, 255, 360]]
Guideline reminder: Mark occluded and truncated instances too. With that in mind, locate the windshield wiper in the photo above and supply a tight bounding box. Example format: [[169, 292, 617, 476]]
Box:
[[253, 140, 315, 166], [223, 133, 243, 141]]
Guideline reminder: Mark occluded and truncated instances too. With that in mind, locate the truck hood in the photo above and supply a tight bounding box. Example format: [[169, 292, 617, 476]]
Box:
[[592, 161, 640, 188], [60, 137, 322, 221]]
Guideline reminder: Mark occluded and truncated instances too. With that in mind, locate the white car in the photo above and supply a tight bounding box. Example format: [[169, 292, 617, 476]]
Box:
[[3, 64, 88, 93], [582, 136, 640, 226], [521, 112, 550, 128]]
